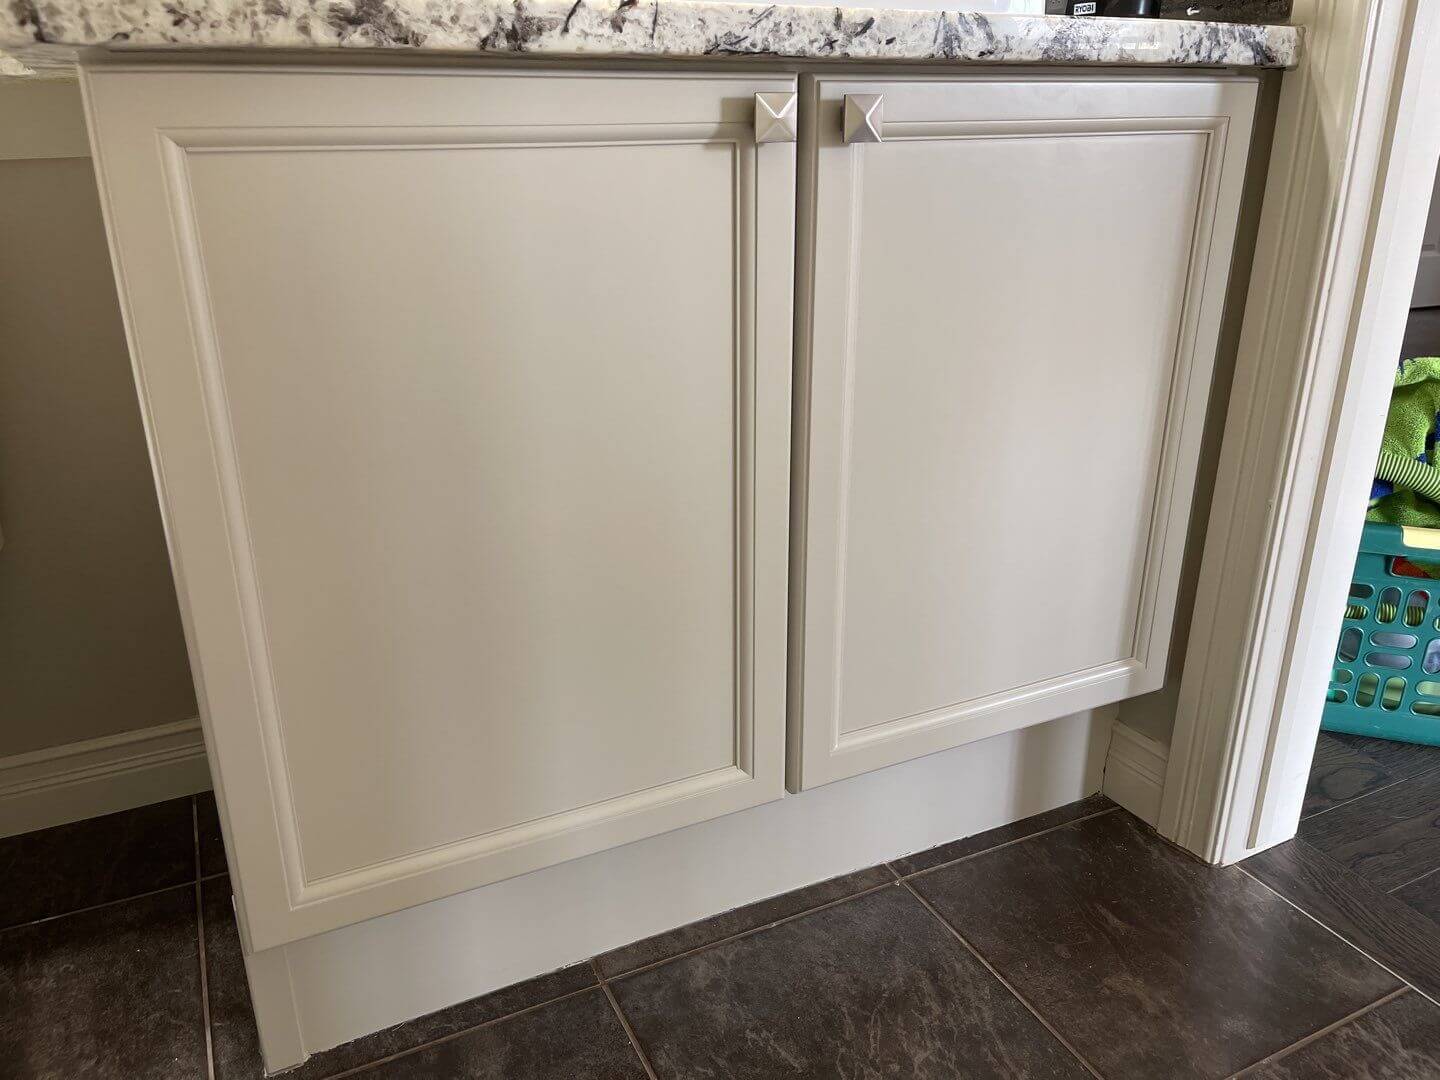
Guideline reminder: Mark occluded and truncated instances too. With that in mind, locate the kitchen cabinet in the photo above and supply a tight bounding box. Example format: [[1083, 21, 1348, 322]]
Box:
[[84, 64, 798, 949], [788, 74, 1257, 789], [85, 59, 1259, 948]]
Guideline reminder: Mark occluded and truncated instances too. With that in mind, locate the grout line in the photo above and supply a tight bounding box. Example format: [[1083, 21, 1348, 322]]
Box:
[[193, 794, 203, 883], [193, 798, 217, 1080], [596, 962, 661, 1080], [1299, 747, 1440, 827], [0, 879, 199, 936], [1236, 864, 1440, 1008], [1297, 773, 1414, 825], [899, 806, 1121, 882], [897, 878, 1105, 1080], [0, 797, 214, 937], [606, 804, 1121, 985], [603, 879, 899, 983], [1384, 861, 1440, 896], [1226, 987, 1410, 1078], [324, 983, 602, 1080]]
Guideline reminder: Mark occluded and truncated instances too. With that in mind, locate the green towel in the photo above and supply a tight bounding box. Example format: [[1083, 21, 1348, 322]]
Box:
[[1368, 356, 1440, 529]]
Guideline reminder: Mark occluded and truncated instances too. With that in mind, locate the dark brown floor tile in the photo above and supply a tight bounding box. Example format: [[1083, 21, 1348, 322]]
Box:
[[913, 811, 1399, 1080], [612, 883, 1089, 1079], [890, 793, 1115, 877], [1390, 866, 1440, 923], [351, 988, 647, 1079], [1299, 770, 1440, 889], [1243, 990, 1440, 1079], [1303, 734, 1396, 818], [1243, 837, 1440, 1003], [196, 792, 228, 879], [1324, 732, 1440, 782], [595, 864, 894, 978], [0, 797, 195, 929], [0, 884, 206, 1079], [202, 876, 597, 1080]]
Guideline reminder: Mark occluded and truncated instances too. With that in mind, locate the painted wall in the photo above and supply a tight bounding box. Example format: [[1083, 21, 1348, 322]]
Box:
[[0, 80, 197, 758]]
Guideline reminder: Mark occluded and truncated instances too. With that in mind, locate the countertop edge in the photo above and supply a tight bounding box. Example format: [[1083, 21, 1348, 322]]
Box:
[[0, 4, 1301, 80]]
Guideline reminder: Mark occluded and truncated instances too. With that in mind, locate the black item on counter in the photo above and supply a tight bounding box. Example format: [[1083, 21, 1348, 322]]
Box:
[[1066, 0, 1159, 15]]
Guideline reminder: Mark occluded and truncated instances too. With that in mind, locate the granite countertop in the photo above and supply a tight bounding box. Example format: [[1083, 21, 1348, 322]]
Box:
[[0, 0, 1301, 77]]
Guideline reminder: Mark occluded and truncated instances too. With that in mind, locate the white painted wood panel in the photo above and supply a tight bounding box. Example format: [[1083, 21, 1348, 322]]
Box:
[[83, 63, 796, 949], [791, 74, 1257, 789], [185, 141, 743, 881], [282, 710, 1108, 1069]]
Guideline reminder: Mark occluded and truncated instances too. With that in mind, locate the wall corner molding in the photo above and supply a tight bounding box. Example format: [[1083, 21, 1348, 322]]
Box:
[[0, 718, 210, 837], [1102, 721, 1168, 826]]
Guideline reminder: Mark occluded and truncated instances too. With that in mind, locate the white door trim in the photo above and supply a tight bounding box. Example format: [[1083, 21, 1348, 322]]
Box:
[[1163, 0, 1440, 864]]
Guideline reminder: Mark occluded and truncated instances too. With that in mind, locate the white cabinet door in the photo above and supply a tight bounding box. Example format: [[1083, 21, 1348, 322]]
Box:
[[84, 64, 796, 949], [790, 74, 1256, 790]]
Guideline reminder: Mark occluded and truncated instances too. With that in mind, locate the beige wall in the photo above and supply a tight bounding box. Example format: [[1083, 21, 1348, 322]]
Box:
[[0, 80, 197, 758]]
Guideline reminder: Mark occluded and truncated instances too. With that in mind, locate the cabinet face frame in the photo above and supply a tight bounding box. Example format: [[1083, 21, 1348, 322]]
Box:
[[82, 63, 797, 950], [789, 73, 1258, 791]]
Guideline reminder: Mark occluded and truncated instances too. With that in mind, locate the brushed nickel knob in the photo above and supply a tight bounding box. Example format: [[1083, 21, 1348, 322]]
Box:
[[754, 92, 798, 144], [843, 94, 884, 144]]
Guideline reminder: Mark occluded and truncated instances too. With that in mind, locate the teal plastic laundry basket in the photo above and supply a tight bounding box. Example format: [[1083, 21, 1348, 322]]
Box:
[[1323, 521, 1440, 745]]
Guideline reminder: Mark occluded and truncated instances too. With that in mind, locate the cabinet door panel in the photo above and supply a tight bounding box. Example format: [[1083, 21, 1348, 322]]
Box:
[[85, 65, 795, 948], [791, 75, 1257, 789]]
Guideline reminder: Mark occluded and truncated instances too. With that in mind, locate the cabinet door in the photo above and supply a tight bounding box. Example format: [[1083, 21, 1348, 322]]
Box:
[[84, 64, 796, 949], [791, 74, 1256, 790]]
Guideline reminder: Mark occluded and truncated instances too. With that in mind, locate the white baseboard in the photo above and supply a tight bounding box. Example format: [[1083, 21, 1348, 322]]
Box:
[[1102, 720, 1169, 825], [0, 719, 211, 838]]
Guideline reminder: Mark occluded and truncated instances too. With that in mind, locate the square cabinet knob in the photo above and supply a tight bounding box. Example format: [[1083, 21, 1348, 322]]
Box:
[[754, 92, 798, 144], [843, 94, 884, 144]]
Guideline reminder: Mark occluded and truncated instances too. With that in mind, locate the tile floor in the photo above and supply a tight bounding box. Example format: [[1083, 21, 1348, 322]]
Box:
[[1245, 731, 1440, 1007], [5, 789, 1440, 1078]]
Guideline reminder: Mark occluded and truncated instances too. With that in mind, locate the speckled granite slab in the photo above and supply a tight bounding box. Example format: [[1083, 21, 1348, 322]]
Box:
[[0, 0, 1299, 73]]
